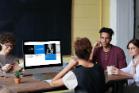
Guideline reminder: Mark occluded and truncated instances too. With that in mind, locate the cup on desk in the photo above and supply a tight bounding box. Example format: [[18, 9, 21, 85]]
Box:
[[107, 66, 113, 75]]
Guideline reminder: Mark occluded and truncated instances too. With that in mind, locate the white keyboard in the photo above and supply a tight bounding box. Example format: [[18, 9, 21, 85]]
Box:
[[43, 79, 52, 83]]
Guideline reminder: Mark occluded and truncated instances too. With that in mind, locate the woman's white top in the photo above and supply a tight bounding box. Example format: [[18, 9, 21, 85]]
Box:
[[121, 59, 139, 86]]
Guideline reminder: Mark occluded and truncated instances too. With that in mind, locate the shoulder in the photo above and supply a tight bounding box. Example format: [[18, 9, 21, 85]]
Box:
[[92, 63, 105, 81], [7, 55, 16, 59], [72, 65, 83, 72], [62, 71, 78, 89], [94, 63, 102, 68], [111, 45, 124, 53], [94, 63, 104, 72], [7, 55, 18, 61], [128, 60, 133, 66], [112, 45, 122, 50]]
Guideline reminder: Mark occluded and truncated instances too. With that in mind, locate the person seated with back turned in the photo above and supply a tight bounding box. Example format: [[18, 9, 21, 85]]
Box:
[[93, 27, 127, 70], [0, 32, 21, 73], [51, 37, 105, 93], [111, 39, 139, 86]]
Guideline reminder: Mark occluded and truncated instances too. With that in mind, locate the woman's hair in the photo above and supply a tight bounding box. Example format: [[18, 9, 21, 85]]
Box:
[[74, 37, 92, 61], [127, 39, 139, 49], [0, 32, 15, 45]]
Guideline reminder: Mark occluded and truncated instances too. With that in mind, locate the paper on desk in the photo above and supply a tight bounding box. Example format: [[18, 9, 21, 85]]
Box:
[[43, 79, 52, 83]]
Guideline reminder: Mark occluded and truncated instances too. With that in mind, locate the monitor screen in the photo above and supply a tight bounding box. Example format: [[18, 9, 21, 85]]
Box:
[[23, 41, 63, 69]]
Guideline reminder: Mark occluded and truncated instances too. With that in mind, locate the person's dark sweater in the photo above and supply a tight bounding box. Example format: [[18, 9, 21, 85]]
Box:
[[73, 63, 105, 93]]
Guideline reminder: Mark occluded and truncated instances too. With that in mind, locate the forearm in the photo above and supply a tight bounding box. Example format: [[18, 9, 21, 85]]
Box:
[[53, 66, 72, 80], [89, 47, 95, 61], [53, 60, 78, 80], [51, 79, 64, 87], [89, 41, 101, 62], [119, 70, 133, 77]]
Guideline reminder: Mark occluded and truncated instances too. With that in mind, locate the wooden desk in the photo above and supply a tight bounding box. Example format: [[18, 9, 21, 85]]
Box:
[[0, 73, 66, 93], [106, 74, 132, 82], [105, 74, 132, 93], [0, 72, 133, 93]]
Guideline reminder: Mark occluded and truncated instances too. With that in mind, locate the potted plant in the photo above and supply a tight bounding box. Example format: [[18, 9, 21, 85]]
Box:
[[14, 71, 21, 84]]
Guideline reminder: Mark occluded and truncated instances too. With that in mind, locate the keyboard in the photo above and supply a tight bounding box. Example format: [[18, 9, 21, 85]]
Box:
[[22, 66, 63, 76], [46, 66, 63, 72]]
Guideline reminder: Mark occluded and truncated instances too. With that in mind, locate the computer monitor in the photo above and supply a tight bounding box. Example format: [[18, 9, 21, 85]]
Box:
[[23, 41, 63, 80]]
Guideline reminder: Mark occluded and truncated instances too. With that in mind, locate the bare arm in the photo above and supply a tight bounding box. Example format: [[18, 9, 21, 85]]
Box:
[[53, 58, 78, 80], [118, 70, 133, 77], [89, 46, 95, 61], [89, 41, 101, 61], [50, 79, 64, 87], [51, 58, 78, 87], [112, 66, 133, 77]]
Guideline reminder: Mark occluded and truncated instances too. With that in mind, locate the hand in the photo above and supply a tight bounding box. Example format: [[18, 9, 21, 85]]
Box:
[[93, 41, 102, 48], [13, 63, 23, 72], [111, 66, 120, 75], [1, 64, 13, 72]]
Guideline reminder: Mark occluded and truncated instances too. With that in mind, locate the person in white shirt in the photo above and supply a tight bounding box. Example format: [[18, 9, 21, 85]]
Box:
[[50, 37, 105, 93], [112, 39, 139, 86]]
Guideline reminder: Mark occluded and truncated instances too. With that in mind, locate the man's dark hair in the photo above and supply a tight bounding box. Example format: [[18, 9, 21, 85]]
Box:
[[99, 27, 114, 38]]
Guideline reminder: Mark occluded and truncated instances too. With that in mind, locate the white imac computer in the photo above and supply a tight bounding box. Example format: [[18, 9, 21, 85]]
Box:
[[23, 41, 63, 80]]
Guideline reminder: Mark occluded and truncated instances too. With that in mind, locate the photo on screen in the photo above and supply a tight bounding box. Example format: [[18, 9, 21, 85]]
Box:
[[45, 44, 56, 60]]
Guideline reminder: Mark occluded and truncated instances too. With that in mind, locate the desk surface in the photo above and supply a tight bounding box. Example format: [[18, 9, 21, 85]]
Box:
[[106, 74, 132, 82], [0, 73, 132, 93], [0, 73, 62, 93]]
